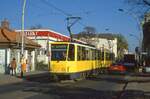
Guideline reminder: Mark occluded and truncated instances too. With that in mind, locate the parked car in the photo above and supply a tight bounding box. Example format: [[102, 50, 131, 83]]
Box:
[[108, 63, 127, 74]]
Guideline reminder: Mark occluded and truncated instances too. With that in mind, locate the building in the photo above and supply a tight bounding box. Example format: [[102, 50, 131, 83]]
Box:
[[143, 13, 150, 55], [90, 37, 117, 58], [0, 20, 40, 74], [16, 29, 85, 66], [73, 33, 118, 58]]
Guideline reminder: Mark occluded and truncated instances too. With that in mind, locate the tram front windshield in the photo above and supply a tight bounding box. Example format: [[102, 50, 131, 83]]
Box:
[[51, 44, 67, 61]]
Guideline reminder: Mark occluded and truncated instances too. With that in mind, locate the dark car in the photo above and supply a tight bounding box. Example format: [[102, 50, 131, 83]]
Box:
[[108, 63, 127, 74]]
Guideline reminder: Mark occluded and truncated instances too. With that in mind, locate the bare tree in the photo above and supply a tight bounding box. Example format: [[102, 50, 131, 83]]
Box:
[[125, 0, 150, 19], [30, 24, 43, 29], [114, 34, 128, 60], [76, 26, 97, 44], [83, 26, 96, 35]]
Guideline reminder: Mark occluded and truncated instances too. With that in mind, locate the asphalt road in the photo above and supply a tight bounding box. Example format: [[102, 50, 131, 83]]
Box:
[[0, 73, 150, 99]]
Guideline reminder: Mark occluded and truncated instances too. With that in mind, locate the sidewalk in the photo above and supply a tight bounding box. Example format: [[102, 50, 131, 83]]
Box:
[[1, 71, 150, 86], [0, 74, 23, 85], [0, 71, 49, 85]]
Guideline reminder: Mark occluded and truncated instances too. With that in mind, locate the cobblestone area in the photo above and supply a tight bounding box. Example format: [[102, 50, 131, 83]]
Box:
[[0, 72, 150, 99]]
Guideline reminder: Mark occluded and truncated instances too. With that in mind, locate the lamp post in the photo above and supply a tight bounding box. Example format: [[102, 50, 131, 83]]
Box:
[[21, 0, 27, 78]]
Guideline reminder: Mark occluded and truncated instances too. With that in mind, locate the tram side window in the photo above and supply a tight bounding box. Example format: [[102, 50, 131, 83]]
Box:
[[84, 48, 90, 60], [106, 53, 111, 60], [98, 51, 101, 60], [95, 50, 98, 60], [82, 47, 86, 60], [86, 48, 90, 60], [92, 49, 95, 60], [94, 50, 97, 60], [111, 53, 115, 60], [106, 53, 109, 60], [68, 44, 75, 61], [109, 53, 111, 60], [101, 52, 104, 60], [89, 49, 92, 60], [77, 46, 81, 61], [78, 46, 89, 60]]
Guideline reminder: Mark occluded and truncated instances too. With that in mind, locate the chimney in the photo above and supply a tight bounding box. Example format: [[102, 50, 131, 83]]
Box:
[[1, 19, 10, 29]]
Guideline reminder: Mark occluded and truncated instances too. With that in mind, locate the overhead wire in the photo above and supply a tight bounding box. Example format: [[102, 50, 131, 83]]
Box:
[[39, 0, 89, 28], [40, 0, 72, 17]]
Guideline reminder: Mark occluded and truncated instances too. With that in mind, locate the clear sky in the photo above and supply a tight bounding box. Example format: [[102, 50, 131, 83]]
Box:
[[0, 0, 141, 52]]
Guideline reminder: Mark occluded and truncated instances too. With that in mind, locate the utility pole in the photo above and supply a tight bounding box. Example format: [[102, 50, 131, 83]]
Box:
[[47, 33, 51, 70], [21, 0, 27, 56], [21, 0, 27, 78], [66, 16, 81, 42]]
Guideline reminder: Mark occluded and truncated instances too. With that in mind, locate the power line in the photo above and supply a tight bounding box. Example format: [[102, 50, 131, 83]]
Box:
[[39, 0, 89, 30], [41, 0, 91, 27], [40, 0, 72, 17], [39, 0, 89, 28]]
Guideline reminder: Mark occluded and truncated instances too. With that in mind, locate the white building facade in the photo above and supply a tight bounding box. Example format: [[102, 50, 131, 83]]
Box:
[[78, 37, 118, 58], [90, 38, 117, 58], [16, 29, 71, 66]]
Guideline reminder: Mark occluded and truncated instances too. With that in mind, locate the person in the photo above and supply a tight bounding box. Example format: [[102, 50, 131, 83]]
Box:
[[10, 58, 17, 76], [26, 59, 30, 72], [20, 56, 26, 78], [62, 52, 67, 60]]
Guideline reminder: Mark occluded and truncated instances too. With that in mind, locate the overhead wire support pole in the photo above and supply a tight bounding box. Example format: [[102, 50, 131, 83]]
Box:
[[66, 16, 81, 42], [21, 0, 27, 78], [21, 0, 27, 56]]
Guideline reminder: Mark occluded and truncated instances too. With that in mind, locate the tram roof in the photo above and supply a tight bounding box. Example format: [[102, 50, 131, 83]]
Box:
[[50, 41, 96, 49]]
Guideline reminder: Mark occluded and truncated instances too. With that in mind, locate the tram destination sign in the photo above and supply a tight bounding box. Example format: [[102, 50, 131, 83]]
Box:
[[51, 44, 67, 50]]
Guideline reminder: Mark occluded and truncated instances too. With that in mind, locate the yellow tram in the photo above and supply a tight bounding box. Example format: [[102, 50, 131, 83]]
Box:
[[49, 41, 114, 79]]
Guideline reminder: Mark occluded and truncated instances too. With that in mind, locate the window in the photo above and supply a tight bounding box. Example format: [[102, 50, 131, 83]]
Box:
[[51, 44, 67, 61], [68, 44, 75, 61], [82, 47, 86, 60], [101, 52, 104, 60], [77, 46, 81, 61]]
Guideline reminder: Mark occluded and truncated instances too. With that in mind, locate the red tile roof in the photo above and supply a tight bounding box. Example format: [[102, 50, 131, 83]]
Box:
[[0, 28, 40, 49]]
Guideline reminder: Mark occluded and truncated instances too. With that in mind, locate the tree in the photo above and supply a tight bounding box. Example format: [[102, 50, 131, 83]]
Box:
[[77, 26, 97, 43], [78, 26, 96, 37], [83, 26, 96, 34], [114, 34, 128, 60], [30, 24, 43, 29], [126, 0, 150, 6], [125, 0, 150, 19]]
